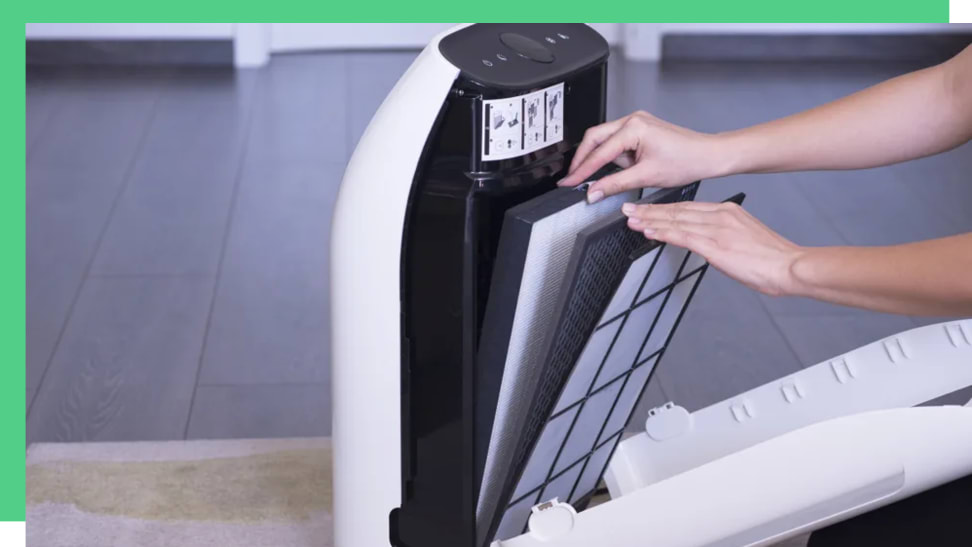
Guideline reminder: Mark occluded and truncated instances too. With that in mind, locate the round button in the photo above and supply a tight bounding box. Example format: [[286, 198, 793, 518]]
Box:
[[496, 53, 507, 61], [499, 32, 555, 63], [481, 59, 493, 67]]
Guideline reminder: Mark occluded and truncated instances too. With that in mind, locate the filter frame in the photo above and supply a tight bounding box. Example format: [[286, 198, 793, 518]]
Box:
[[480, 184, 749, 543]]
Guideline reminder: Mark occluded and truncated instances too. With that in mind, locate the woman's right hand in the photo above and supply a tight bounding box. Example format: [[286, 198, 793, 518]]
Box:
[[558, 111, 730, 203]]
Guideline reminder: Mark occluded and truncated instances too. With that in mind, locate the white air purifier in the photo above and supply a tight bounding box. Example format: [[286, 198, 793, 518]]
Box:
[[331, 23, 972, 547]]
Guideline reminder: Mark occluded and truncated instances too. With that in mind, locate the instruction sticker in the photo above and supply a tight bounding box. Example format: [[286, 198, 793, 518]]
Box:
[[482, 82, 564, 161]]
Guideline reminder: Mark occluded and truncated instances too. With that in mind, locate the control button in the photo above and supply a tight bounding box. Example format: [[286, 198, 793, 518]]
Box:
[[482, 59, 494, 67], [499, 32, 555, 63], [496, 53, 508, 61], [545, 36, 556, 44], [557, 32, 570, 40]]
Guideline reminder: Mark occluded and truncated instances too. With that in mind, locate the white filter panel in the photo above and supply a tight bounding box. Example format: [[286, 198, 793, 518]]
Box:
[[484, 184, 719, 543], [477, 186, 638, 539]]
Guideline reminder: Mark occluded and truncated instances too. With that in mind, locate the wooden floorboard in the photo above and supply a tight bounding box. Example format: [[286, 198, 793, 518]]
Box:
[[27, 276, 213, 444], [26, 68, 166, 410], [186, 383, 331, 439]]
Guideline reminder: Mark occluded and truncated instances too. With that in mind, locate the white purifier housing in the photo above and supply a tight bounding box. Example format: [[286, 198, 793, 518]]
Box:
[[331, 23, 972, 547]]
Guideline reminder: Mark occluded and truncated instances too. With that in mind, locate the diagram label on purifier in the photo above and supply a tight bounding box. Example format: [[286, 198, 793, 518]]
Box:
[[482, 82, 564, 161]]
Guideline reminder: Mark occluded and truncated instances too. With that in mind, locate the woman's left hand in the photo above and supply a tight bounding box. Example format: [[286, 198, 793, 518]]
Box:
[[622, 200, 804, 297]]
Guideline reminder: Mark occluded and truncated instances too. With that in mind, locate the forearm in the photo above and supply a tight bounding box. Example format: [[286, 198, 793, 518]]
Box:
[[711, 46, 972, 177], [787, 233, 972, 316]]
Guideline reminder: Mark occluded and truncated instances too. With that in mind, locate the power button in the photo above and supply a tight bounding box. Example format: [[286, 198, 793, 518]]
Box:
[[498, 32, 555, 63]]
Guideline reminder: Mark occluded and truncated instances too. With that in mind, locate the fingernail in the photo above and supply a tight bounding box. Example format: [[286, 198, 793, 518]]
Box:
[[621, 203, 636, 215], [556, 178, 568, 187], [643, 228, 656, 236], [627, 217, 642, 227], [587, 190, 604, 204]]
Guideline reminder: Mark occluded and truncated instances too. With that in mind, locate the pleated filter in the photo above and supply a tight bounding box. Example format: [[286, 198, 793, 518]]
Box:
[[474, 183, 640, 545], [475, 180, 736, 544]]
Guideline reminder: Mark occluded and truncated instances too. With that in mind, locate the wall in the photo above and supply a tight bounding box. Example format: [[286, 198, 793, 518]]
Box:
[[268, 23, 621, 51], [25, 23, 969, 66], [25, 23, 234, 39], [622, 23, 971, 59]]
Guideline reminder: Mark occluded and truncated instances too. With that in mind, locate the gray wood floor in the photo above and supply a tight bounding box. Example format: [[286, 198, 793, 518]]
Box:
[[26, 53, 972, 444]]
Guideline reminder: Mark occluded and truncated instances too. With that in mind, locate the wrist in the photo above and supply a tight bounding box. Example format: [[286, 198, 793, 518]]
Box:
[[783, 247, 819, 299], [706, 130, 749, 179]]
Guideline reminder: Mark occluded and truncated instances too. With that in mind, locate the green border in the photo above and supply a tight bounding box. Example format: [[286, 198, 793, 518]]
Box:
[[19, 0, 952, 23], [13, 2, 952, 524], [9, 21, 26, 523]]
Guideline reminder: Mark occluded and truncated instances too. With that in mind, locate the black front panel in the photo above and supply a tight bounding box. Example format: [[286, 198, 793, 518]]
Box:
[[393, 24, 609, 547]]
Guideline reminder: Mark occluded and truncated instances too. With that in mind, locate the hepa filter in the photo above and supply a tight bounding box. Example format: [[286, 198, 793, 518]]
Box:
[[478, 182, 736, 543], [475, 180, 640, 542], [485, 183, 712, 541]]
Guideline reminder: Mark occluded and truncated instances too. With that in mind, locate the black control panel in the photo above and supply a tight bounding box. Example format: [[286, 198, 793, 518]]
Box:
[[498, 32, 555, 63], [439, 24, 609, 91]]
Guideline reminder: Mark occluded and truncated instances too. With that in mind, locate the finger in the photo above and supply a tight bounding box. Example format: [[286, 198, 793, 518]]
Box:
[[570, 118, 626, 170], [586, 164, 652, 199], [569, 128, 640, 202], [621, 201, 740, 224], [562, 117, 628, 184], [621, 202, 730, 224], [638, 208, 720, 226], [613, 151, 636, 169], [642, 225, 720, 260], [626, 216, 720, 236]]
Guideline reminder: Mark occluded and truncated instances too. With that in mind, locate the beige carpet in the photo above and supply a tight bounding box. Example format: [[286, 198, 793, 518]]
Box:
[[27, 437, 333, 547], [27, 436, 808, 547]]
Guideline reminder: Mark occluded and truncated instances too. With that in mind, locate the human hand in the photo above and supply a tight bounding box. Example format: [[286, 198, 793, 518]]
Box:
[[558, 111, 729, 204], [622, 200, 804, 297]]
